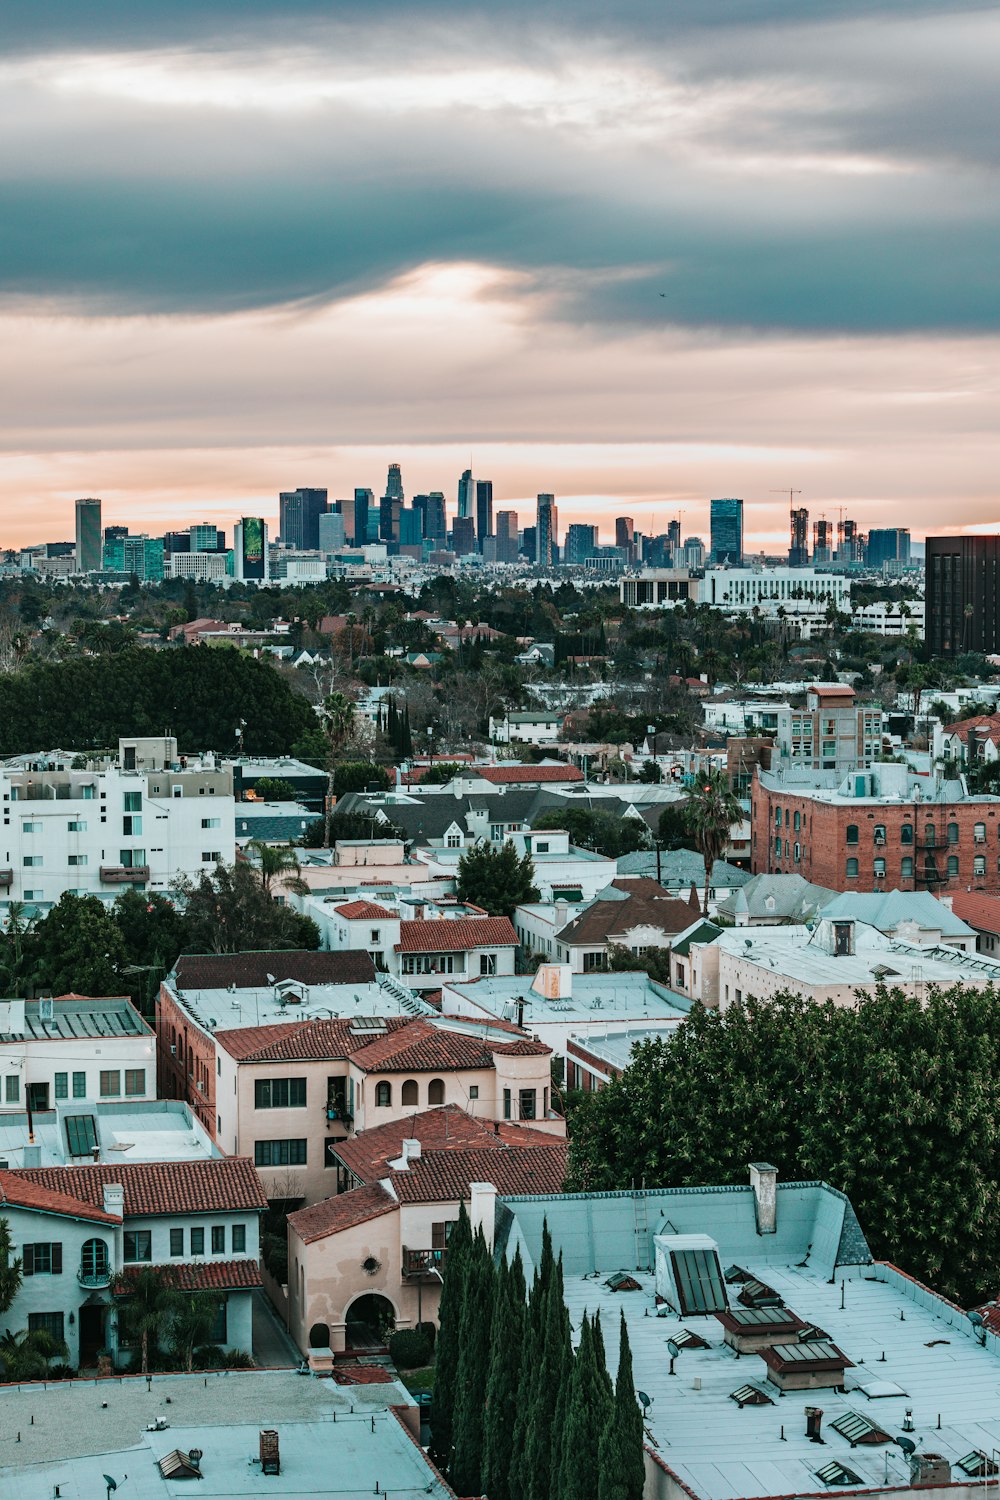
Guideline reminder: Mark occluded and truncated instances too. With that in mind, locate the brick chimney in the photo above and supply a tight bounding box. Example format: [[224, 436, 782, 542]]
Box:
[[259, 1430, 280, 1474]]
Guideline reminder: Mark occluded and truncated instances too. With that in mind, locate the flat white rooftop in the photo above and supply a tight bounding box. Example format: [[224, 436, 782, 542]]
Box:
[[712, 922, 1000, 989], [173, 978, 433, 1032], [0, 1100, 218, 1167], [443, 972, 691, 1028]]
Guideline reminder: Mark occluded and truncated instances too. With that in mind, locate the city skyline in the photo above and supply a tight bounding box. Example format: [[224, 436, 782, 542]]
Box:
[[2, 3, 999, 548]]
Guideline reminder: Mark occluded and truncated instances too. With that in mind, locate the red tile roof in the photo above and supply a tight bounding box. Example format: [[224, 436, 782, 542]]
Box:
[[172, 950, 376, 991], [332, 1104, 562, 1186], [948, 890, 1000, 935], [288, 1182, 397, 1243], [334, 901, 396, 921], [215, 1016, 411, 1062], [395, 916, 518, 954], [331, 1363, 397, 1385], [0, 1170, 121, 1225], [392, 1145, 568, 1203], [14, 1159, 269, 1217], [943, 713, 1000, 744], [113, 1260, 263, 1293], [347, 1018, 548, 1073], [478, 764, 583, 784]]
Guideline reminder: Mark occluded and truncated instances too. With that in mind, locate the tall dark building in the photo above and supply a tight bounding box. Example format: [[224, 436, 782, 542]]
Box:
[[457, 468, 474, 520], [164, 531, 191, 556], [379, 493, 401, 543], [476, 480, 493, 551], [452, 516, 476, 556], [353, 488, 372, 547], [279, 488, 328, 550], [666, 518, 681, 555], [926, 535, 1000, 656], [867, 528, 911, 570], [104, 525, 128, 542], [615, 516, 634, 552], [385, 463, 404, 502], [496, 511, 519, 563], [710, 497, 743, 564], [424, 493, 447, 546], [812, 518, 833, 564], [789, 507, 809, 566], [75, 497, 102, 572], [536, 494, 558, 566], [521, 525, 537, 563]]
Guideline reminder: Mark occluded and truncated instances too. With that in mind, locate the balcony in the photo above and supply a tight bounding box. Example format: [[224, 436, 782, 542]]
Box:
[[0, 870, 12, 888], [402, 1247, 447, 1279], [78, 1263, 112, 1288], [99, 865, 150, 884], [325, 1104, 353, 1128]]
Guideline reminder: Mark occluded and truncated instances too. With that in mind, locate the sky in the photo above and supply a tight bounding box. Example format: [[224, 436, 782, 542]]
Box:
[[2, 0, 999, 551]]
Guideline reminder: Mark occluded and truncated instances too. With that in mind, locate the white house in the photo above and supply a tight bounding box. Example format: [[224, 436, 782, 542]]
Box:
[[0, 994, 155, 1116], [488, 711, 563, 746], [306, 897, 520, 991]]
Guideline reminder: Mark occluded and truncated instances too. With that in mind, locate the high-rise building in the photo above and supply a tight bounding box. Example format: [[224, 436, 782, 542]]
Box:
[[521, 525, 537, 563], [867, 528, 911, 570], [164, 531, 191, 557], [279, 488, 328, 551], [476, 480, 493, 551], [667, 518, 681, 553], [424, 493, 447, 547], [684, 536, 706, 568], [789, 507, 809, 566], [496, 511, 519, 563], [615, 517, 635, 556], [379, 492, 401, 544], [399, 507, 423, 546], [710, 498, 743, 564], [104, 525, 128, 542], [385, 464, 404, 502], [74, 498, 102, 572], [189, 522, 224, 554], [452, 516, 476, 556], [565, 524, 598, 565], [234, 518, 269, 582], [457, 469, 475, 520], [926, 535, 997, 656], [318, 511, 346, 553], [102, 534, 164, 581], [536, 494, 558, 567], [352, 489, 372, 548], [812, 518, 833, 565]]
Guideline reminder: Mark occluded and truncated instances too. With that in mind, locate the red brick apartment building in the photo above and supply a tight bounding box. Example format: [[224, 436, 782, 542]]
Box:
[[751, 765, 1000, 893]]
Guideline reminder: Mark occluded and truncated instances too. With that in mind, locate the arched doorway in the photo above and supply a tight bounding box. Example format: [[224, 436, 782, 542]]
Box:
[[345, 1294, 396, 1350]]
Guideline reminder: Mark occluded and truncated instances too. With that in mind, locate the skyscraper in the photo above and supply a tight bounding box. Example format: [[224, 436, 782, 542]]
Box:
[[379, 492, 401, 543], [710, 497, 743, 565], [318, 511, 346, 553], [867, 528, 911, 569], [926, 535, 1000, 656], [812, 518, 833, 565], [385, 463, 404, 502], [189, 522, 223, 553], [234, 518, 269, 582], [476, 480, 493, 551], [536, 494, 558, 566], [457, 468, 475, 520], [452, 516, 476, 556], [424, 493, 447, 547], [75, 497, 102, 572], [279, 488, 328, 550], [565, 524, 598, 565], [353, 489, 372, 548], [789, 507, 809, 566], [615, 517, 634, 557], [495, 511, 519, 563], [836, 518, 861, 564], [666, 518, 681, 551]]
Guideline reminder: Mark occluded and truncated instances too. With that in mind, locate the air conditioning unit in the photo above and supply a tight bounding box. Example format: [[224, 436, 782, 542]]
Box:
[[170, 1044, 177, 1055]]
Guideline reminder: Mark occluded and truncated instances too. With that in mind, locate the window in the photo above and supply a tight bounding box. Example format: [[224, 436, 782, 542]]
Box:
[[535, 841, 550, 853], [431, 1220, 455, 1250], [65, 1114, 97, 1156], [948, 855, 960, 876], [427, 1079, 445, 1106], [80, 1239, 109, 1280], [975, 855, 987, 876], [202, 852, 222, 864], [793, 843, 800, 862], [519, 1088, 537, 1121], [232, 1224, 246, 1254], [212, 1226, 226, 1254], [22, 821, 41, 834], [124, 791, 142, 812], [948, 822, 959, 845], [773, 835, 781, 855], [975, 822, 987, 844], [793, 811, 801, 832], [190, 1228, 205, 1255], [201, 817, 221, 829], [468, 1085, 479, 1100], [5, 1075, 18, 1103], [54, 1072, 68, 1100], [846, 858, 859, 878], [68, 819, 87, 832], [23, 1243, 62, 1276], [123, 815, 142, 836], [23, 855, 42, 867], [170, 1228, 184, 1257], [120, 848, 146, 868], [123, 1230, 152, 1263], [72, 1070, 86, 1098], [845, 825, 859, 845], [775, 808, 782, 827], [900, 822, 914, 845], [446, 833, 462, 848], [669, 1247, 727, 1314], [100, 1070, 121, 1097], [873, 858, 886, 877], [255, 1078, 307, 1109], [401, 1079, 419, 1106], [375, 1081, 392, 1107], [503, 1088, 511, 1120], [480, 953, 497, 976], [28, 1312, 64, 1344], [901, 857, 914, 877], [125, 1069, 145, 1097], [210, 1300, 227, 1344], [254, 1139, 307, 1166], [873, 824, 886, 845]]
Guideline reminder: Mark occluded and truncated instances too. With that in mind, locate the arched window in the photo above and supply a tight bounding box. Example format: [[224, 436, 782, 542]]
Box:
[[974, 855, 987, 876], [846, 858, 859, 878], [846, 825, 859, 846], [793, 811, 800, 832], [401, 1080, 418, 1107], [793, 843, 801, 862], [873, 858, 886, 878], [873, 824, 886, 845], [975, 822, 987, 843], [775, 808, 782, 827], [375, 1081, 392, 1107], [427, 1079, 445, 1106], [900, 823, 914, 845], [924, 824, 936, 847], [80, 1238, 109, 1282], [901, 856, 914, 878], [947, 855, 959, 876], [947, 821, 959, 844]]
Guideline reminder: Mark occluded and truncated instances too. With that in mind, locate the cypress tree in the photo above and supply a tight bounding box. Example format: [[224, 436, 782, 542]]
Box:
[[598, 1313, 646, 1500], [548, 1259, 575, 1498], [559, 1312, 615, 1500], [429, 1201, 472, 1470], [400, 703, 413, 757], [451, 1229, 497, 1495], [523, 1252, 573, 1500], [386, 697, 398, 750], [481, 1250, 527, 1500], [509, 1227, 554, 1500]]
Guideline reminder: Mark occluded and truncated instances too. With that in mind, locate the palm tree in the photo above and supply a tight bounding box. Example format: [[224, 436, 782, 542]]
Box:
[[684, 769, 743, 915], [114, 1265, 178, 1375], [0, 1217, 22, 1315], [246, 840, 308, 899], [0, 1327, 69, 1380], [168, 1291, 222, 1373]]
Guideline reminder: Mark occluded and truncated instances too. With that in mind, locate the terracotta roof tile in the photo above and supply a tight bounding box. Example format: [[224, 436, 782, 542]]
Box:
[[288, 1182, 397, 1243], [0, 1169, 121, 1225], [173, 950, 376, 991], [113, 1260, 263, 1293], [332, 1104, 562, 1186], [478, 764, 583, 784], [943, 714, 1000, 744], [14, 1159, 268, 1217], [347, 1018, 548, 1073], [392, 1145, 568, 1203], [948, 890, 1000, 935], [334, 901, 396, 920], [331, 1364, 397, 1385], [395, 917, 518, 954], [216, 1016, 411, 1062]]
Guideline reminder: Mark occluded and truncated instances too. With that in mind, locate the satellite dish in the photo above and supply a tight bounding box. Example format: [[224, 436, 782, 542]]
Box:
[[637, 1390, 653, 1412], [895, 1438, 916, 1457], [667, 1339, 681, 1359]]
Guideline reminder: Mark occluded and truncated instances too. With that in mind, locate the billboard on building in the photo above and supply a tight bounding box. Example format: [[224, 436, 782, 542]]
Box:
[[241, 517, 265, 579]]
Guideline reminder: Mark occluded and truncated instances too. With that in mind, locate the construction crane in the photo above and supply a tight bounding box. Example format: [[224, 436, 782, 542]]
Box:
[[771, 488, 802, 507]]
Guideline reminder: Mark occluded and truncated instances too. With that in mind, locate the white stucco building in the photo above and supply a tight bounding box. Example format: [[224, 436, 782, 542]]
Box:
[[0, 994, 155, 1116]]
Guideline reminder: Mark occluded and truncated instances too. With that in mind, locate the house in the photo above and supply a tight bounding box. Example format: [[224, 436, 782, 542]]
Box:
[[817, 890, 977, 952], [489, 711, 564, 745], [565, 1025, 669, 1092], [714, 873, 837, 926], [549, 877, 700, 972], [303, 895, 521, 990], [616, 847, 752, 907], [0, 1098, 217, 1169], [948, 890, 1000, 956], [214, 1013, 561, 1208], [0, 1157, 267, 1369], [416, 827, 618, 903], [496, 1162, 1000, 1500], [286, 1104, 568, 1356], [936, 712, 1000, 768], [235, 801, 316, 846], [0, 993, 155, 1116]]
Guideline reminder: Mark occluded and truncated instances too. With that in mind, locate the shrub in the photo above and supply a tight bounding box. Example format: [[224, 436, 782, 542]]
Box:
[[221, 1348, 256, 1369], [192, 1345, 227, 1369], [415, 1321, 436, 1351], [389, 1329, 432, 1370], [47, 1364, 77, 1381]]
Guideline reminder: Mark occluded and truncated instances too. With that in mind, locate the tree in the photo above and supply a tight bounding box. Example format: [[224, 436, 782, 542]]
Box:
[[456, 841, 539, 917], [429, 1201, 472, 1471], [598, 1314, 645, 1500], [169, 1291, 222, 1373], [0, 1217, 22, 1315], [26, 893, 130, 997], [246, 840, 309, 899], [115, 1265, 179, 1375], [683, 770, 742, 914], [451, 1230, 497, 1494], [557, 1313, 614, 1500], [252, 777, 297, 801], [333, 762, 390, 798], [639, 759, 662, 783], [0, 1327, 69, 1380], [319, 692, 357, 847], [657, 800, 690, 850], [175, 861, 320, 954], [532, 808, 652, 860], [481, 1250, 527, 1500], [419, 762, 465, 785]]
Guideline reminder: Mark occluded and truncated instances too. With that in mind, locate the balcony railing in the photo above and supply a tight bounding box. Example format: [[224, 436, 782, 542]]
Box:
[[99, 865, 150, 884], [325, 1104, 352, 1127], [402, 1247, 447, 1278], [78, 1263, 112, 1288]]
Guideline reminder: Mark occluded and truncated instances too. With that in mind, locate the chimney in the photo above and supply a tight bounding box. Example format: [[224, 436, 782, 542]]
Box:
[[260, 1430, 280, 1475], [102, 1182, 125, 1218], [554, 900, 568, 929], [470, 1181, 498, 1251], [22, 1144, 41, 1168], [805, 1407, 823, 1443], [402, 1138, 421, 1164], [910, 1454, 951, 1487], [749, 1162, 777, 1235]]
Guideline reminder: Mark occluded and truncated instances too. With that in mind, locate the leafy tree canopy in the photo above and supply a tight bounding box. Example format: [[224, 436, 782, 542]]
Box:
[[456, 841, 539, 917], [532, 807, 651, 860]]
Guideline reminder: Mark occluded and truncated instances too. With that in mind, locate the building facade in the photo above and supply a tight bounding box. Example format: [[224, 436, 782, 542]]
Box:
[[926, 534, 1000, 656], [710, 497, 743, 564], [74, 497, 102, 572]]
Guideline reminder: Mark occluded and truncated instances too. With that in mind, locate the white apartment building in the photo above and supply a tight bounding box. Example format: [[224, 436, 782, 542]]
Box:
[[0, 736, 236, 906], [621, 565, 849, 613], [488, 711, 563, 745], [0, 994, 155, 1115], [167, 552, 230, 581]]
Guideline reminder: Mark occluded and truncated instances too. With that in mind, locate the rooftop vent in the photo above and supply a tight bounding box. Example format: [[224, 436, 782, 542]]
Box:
[[157, 1449, 203, 1480], [830, 1411, 891, 1447], [910, 1454, 951, 1488]]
